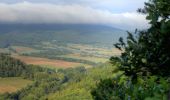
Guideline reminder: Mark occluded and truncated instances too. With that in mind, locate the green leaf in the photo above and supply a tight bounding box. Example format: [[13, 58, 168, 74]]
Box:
[[141, 58, 147, 64]]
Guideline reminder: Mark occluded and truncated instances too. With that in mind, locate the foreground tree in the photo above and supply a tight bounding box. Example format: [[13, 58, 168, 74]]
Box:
[[92, 0, 170, 99], [112, 0, 170, 80]]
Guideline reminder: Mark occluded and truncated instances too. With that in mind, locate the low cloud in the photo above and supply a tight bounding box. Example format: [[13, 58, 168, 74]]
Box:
[[0, 2, 149, 30]]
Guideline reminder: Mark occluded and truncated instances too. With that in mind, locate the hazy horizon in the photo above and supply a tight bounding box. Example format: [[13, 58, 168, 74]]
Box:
[[0, 0, 149, 30]]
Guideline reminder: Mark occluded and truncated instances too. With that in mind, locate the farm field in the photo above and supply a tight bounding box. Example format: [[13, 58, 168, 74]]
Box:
[[12, 55, 89, 69], [0, 42, 122, 69], [0, 77, 32, 94], [0, 42, 121, 69]]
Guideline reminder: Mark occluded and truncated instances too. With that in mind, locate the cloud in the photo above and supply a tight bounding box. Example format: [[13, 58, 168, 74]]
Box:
[[0, 1, 149, 30], [0, 0, 148, 12]]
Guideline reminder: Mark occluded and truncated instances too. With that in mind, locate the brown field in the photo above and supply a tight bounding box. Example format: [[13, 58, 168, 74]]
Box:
[[12, 55, 83, 68], [0, 77, 32, 94]]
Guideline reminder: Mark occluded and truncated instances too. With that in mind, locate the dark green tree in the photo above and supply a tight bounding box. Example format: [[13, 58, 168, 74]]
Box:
[[112, 0, 170, 80], [92, 0, 170, 99]]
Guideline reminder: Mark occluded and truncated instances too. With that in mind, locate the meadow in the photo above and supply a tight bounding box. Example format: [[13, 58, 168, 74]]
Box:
[[0, 77, 32, 94]]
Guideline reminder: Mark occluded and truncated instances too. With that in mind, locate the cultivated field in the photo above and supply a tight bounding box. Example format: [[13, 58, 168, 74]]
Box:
[[0, 77, 32, 94], [1, 42, 121, 69], [12, 55, 86, 68]]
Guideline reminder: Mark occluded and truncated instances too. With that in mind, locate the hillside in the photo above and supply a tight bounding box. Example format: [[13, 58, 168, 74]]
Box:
[[0, 54, 119, 100], [0, 24, 126, 48], [0, 24, 124, 69], [47, 63, 119, 100]]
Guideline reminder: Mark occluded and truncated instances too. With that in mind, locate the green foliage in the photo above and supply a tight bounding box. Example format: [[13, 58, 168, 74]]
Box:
[[0, 53, 99, 100], [112, 0, 170, 80], [47, 63, 116, 100], [0, 53, 66, 99], [0, 61, 93, 100], [57, 66, 86, 82], [0, 53, 56, 80], [92, 0, 170, 100], [0, 53, 27, 77], [92, 76, 169, 100], [0, 1, 170, 100]]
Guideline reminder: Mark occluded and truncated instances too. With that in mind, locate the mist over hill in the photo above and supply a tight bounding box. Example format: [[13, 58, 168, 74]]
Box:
[[0, 24, 126, 47]]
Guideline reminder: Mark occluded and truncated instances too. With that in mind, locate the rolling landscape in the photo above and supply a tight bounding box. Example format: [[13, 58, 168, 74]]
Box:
[[0, 24, 125, 69], [0, 0, 170, 100], [0, 24, 125, 99]]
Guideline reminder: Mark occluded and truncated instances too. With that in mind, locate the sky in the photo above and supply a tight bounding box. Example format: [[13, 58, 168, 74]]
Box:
[[0, 0, 149, 30]]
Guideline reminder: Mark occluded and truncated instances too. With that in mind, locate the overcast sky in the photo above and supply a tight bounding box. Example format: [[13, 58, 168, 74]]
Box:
[[0, 0, 149, 30]]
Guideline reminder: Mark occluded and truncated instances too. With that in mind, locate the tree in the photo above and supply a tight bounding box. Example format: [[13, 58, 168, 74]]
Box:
[[92, 0, 170, 99], [112, 0, 170, 80]]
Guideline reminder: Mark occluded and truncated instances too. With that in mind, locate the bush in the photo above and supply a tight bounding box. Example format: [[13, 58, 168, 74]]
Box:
[[92, 76, 169, 100]]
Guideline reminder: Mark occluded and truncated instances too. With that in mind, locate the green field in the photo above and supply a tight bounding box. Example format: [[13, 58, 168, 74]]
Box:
[[0, 77, 32, 94]]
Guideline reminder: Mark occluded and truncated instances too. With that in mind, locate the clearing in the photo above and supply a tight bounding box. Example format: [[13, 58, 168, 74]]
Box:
[[0, 77, 32, 94]]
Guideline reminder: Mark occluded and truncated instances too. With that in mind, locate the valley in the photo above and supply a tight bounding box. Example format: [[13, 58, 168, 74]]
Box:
[[0, 24, 124, 99], [0, 0, 168, 99], [0, 42, 122, 69], [0, 24, 124, 69]]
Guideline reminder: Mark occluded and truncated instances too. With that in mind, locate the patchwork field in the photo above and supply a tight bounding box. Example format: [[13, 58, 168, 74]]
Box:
[[0, 77, 32, 94], [0, 42, 121, 69], [12, 55, 87, 68]]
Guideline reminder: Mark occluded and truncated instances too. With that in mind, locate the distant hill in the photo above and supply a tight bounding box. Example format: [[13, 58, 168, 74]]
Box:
[[0, 24, 126, 47]]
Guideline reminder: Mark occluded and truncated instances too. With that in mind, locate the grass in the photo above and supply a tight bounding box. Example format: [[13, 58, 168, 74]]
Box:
[[0, 77, 32, 94]]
